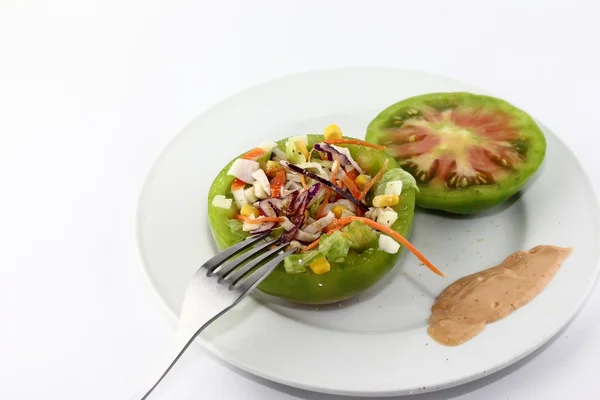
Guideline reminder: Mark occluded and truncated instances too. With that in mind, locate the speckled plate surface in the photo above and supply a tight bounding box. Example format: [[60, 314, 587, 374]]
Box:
[[136, 68, 600, 396]]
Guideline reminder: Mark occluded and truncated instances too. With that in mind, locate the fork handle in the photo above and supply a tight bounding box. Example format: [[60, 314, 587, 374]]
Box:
[[135, 272, 238, 400]]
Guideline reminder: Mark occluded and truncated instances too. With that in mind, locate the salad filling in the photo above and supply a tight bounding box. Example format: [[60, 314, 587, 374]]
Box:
[[212, 125, 442, 278]]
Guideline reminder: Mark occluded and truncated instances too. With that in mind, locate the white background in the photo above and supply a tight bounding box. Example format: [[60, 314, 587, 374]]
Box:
[[1, 1, 599, 399]]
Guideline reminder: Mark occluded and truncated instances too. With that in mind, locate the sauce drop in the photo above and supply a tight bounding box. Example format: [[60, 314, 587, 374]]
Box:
[[428, 245, 572, 346]]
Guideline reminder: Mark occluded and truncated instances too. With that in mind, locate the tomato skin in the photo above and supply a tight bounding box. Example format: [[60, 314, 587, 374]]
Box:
[[366, 92, 546, 214], [208, 135, 416, 304]]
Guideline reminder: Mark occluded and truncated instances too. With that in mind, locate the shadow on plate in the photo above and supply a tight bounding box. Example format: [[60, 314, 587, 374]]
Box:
[[415, 189, 524, 221], [199, 317, 576, 400]]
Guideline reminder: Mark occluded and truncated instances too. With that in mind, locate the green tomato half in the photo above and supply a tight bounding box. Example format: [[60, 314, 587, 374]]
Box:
[[207, 134, 416, 304], [366, 92, 546, 214]]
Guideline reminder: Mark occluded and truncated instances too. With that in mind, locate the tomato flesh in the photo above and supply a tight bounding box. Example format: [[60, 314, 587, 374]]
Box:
[[366, 92, 547, 213]]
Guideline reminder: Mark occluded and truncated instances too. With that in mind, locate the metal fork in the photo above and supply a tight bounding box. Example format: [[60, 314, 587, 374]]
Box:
[[137, 233, 297, 399]]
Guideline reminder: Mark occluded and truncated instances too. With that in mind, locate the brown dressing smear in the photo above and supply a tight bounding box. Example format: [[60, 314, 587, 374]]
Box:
[[428, 245, 572, 346]]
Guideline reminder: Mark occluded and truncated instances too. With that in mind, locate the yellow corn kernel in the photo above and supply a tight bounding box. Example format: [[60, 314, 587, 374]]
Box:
[[355, 174, 372, 190], [372, 194, 400, 208], [309, 256, 331, 275], [240, 204, 260, 218], [331, 205, 346, 218], [323, 124, 343, 140], [295, 140, 309, 160]]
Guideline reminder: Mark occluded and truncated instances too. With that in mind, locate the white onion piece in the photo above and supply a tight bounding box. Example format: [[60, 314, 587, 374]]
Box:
[[253, 181, 269, 199], [231, 188, 247, 209], [251, 169, 271, 196], [244, 187, 258, 203], [227, 159, 259, 183], [294, 229, 320, 242], [304, 211, 335, 234]]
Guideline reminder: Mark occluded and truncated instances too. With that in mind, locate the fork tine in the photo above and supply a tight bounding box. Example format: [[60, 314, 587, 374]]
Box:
[[233, 248, 298, 294], [225, 242, 288, 286], [202, 232, 269, 274], [214, 238, 277, 280]]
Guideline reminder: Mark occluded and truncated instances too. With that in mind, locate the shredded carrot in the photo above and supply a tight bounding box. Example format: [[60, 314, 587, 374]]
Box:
[[300, 175, 307, 190], [231, 178, 246, 191], [358, 159, 389, 200], [270, 169, 286, 198], [341, 172, 362, 198], [325, 138, 386, 150], [324, 216, 444, 277], [303, 238, 321, 252], [235, 215, 284, 224], [242, 147, 267, 160], [323, 218, 342, 233], [346, 168, 359, 181], [317, 191, 331, 218]]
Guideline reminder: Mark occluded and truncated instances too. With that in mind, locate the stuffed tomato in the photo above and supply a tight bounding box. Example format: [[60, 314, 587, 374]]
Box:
[[208, 127, 440, 304]]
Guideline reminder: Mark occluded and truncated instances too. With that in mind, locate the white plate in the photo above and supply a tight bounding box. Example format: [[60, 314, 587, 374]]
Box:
[[136, 68, 600, 396]]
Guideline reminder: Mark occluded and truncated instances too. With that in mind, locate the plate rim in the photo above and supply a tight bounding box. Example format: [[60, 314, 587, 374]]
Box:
[[135, 67, 600, 396]]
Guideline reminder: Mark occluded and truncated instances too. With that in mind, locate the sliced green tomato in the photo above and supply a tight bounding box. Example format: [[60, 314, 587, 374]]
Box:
[[366, 92, 546, 214], [207, 134, 416, 304]]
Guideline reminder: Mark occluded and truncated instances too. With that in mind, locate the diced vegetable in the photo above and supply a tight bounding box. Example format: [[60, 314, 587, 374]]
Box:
[[240, 214, 259, 232], [384, 180, 403, 196], [252, 169, 271, 196], [296, 140, 309, 160], [295, 229, 320, 242], [355, 174, 372, 190], [264, 160, 284, 178], [282, 161, 369, 212], [321, 216, 444, 277], [231, 187, 248, 209], [346, 168, 359, 181], [376, 208, 399, 227], [241, 147, 267, 161], [314, 142, 363, 173], [253, 181, 269, 199], [343, 220, 378, 251], [379, 234, 400, 254], [373, 194, 400, 207], [270, 169, 286, 198], [284, 250, 321, 274], [309, 256, 331, 275], [340, 209, 356, 218], [319, 230, 352, 262], [316, 191, 331, 218], [323, 124, 343, 141], [358, 159, 389, 200], [304, 211, 335, 233], [212, 195, 232, 209], [244, 187, 258, 203], [295, 162, 328, 177], [281, 216, 296, 231], [241, 204, 260, 218], [227, 159, 260, 183], [303, 238, 320, 252], [373, 168, 419, 196], [225, 218, 243, 232], [325, 199, 357, 213], [341, 172, 362, 198], [331, 205, 346, 218], [285, 136, 309, 164], [235, 215, 284, 224], [329, 144, 364, 173]]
